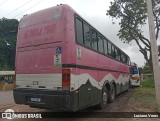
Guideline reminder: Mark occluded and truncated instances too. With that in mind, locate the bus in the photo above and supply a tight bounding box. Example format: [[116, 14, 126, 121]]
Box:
[[13, 4, 131, 111], [130, 62, 141, 86]]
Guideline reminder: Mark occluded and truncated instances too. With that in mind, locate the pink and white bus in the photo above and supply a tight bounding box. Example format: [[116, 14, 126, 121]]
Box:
[[13, 4, 131, 111]]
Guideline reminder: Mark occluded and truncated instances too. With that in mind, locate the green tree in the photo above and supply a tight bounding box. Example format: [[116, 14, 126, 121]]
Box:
[[0, 18, 19, 70], [106, 0, 160, 72], [143, 62, 152, 74]]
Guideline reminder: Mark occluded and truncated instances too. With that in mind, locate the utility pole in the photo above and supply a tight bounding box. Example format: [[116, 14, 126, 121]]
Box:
[[146, 0, 160, 112]]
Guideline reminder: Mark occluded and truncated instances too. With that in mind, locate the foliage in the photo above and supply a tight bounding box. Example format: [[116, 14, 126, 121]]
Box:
[[0, 18, 19, 70], [143, 66, 152, 74], [106, 0, 160, 72], [141, 77, 155, 88], [0, 76, 4, 81], [143, 62, 152, 74]]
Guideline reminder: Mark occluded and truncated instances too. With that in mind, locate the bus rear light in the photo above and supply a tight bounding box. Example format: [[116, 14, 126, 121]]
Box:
[[62, 69, 71, 90]]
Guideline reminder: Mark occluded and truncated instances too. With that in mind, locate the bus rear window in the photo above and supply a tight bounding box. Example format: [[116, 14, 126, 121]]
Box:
[[130, 66, 138, 74]]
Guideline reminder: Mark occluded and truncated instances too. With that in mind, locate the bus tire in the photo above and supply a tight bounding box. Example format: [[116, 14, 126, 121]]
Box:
[[97, 86, 108, 109], [108, 83, 116, 103]]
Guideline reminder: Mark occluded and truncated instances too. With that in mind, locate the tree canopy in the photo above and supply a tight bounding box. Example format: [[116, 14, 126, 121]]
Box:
[[107, 0, 160, 71], [0, 18, 19, 70]]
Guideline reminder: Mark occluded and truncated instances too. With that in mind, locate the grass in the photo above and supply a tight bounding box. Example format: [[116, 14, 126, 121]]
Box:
[[141, 77, 155, 88], [133, 78, 157, 111]]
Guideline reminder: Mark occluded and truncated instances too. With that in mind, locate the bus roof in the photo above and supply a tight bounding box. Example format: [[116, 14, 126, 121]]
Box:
[[19, 4, 72, 29]]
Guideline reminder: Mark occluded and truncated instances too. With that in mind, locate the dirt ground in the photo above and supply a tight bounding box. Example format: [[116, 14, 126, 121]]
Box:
[[0, 89, 159, 121], [0, 83, 14, 91]]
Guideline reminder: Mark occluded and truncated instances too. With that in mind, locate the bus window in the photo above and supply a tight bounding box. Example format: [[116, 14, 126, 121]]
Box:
[[75, 18, 84, 45], [104, 39, 108, 55], [130, 66, 139, 74], [84, 23, 91, 48], [115, 48, 119, 60], [124, 54, 127, 64], [108, 42, 112, 56], [127, 57, 130, 65], [121, 53, 127, 64], [117, 49, 121, 61], [112, 45, 115, 58], [97, 35, 104, 53], [121, 53, 125, 63], [91, 29, 98, 51]]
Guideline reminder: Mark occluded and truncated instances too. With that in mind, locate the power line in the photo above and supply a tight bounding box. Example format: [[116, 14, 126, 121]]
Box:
[[5, 0, 33, 17], [12, 0, 45, 18], [0, 0, 9, 6]]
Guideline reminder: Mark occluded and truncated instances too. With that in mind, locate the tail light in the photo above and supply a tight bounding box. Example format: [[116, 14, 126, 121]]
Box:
[[62, 69, 71, 90]]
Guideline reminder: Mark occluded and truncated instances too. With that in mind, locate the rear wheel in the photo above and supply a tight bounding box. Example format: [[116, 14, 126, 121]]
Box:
[[108, 83, 116, 103], [97, 86, 108, 109]]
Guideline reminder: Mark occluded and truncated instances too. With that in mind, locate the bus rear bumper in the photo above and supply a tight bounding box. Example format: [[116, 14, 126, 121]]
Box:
[[13, 88, 76, 111]]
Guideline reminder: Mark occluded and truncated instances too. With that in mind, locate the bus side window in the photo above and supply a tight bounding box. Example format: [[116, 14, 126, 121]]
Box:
[[128, 57, 131, 65], [124, 55, 127, 64], [75, 18, 84, 45], [84, 23, 91, 48], [91, 29, 98, 51], [127, 57, 130, 65], [104, 39, 108, 55], [115, 48, 119, 60], [117, 49, 121, 61], [108, 42, 112, 56], [112, 45, 115, 58], [121, 53, 125, 63], [121, 53, 127, 64], [97, 35, 104, 53]]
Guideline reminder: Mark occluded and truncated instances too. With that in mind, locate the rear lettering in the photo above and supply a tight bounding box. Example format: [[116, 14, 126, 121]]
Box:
[[23, 24, 56, 39], [43, 24, 56, 35]]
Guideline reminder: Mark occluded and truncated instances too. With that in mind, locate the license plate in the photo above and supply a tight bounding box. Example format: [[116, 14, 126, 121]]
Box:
[[30, 97, 41, 102]]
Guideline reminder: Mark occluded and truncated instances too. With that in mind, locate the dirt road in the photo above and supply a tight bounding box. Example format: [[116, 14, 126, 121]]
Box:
[[0, 89, 159, 121]]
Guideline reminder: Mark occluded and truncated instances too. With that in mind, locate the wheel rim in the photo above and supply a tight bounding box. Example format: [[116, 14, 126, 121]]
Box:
[[103, 91, 107, 104]]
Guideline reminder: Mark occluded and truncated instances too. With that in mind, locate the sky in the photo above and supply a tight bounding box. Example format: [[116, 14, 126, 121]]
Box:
[[0, 0, 151, 67]]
